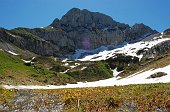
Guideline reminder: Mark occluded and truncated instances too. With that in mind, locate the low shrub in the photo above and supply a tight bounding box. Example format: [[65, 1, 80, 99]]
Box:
[[147, 72, 167, 79]]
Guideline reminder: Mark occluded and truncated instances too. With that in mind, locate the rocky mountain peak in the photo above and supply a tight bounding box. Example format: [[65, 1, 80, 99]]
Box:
[[131, 23, 156, 33], [51, 8, 128, 30], [122, 23, 158, 41], [50, 18, 60, 28], [48, 8, 158, 51], [0, 8, 159, 57]]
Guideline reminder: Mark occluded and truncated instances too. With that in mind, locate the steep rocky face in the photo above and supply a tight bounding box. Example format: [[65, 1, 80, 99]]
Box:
[[50, 8, 158, 50], [27, 28, 75, 54], [0, 28, 61, 57], [0, 8, 158, 57], [59, 8, 126, 30], [124, 23, 157, 41]]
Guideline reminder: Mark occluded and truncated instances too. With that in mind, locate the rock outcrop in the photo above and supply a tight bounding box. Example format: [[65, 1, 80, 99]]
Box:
[[137, 28, 170, 58], [142, 40, 170, 58], [163, 28, 170, 38]]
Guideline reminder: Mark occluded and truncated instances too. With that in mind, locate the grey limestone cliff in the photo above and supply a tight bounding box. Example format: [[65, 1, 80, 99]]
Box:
[[0, 8, 158, 57], [50, 8, 157, 50]]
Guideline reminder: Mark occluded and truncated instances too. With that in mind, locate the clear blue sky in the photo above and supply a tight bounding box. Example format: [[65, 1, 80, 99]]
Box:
[[0, 0, 170, 32]]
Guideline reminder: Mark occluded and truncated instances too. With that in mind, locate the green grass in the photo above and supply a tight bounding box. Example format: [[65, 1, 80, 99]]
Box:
[[0, 50, 114, 85], [32, 56, 69, 72], [0, 51, 76, 85], [67, 61, 113, 82], [0, 50, 37, 85], [8, 28, 40, 40]]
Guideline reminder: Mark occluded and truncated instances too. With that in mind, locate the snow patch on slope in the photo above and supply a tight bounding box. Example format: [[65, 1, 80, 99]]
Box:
[[21, 57, 35, 64], [112, 68, 123, 77], [6, 50, 19, 56], [60, 63, 80, 74], [3, 64, 170, 89], [7, 32, 16, 37], [63, 33, 169, 62], [67, 46, 110, 59], [81, 67, 87, 71], [78, 37, 170, 61]]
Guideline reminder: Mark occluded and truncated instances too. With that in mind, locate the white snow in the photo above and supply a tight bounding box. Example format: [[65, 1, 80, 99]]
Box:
[[21, 57, 35, 64], [62, 59, 68, 62], [68, 46, 109, 59], [54, 58, 57, 62], [50, 26, 54, 29], [6, 50, 19, 56], [65, 35, 169, 62], [75, 63, 80, 66], [112, 68, 122, 77], [64, 63, 69, 66], [60, 63, 80, 74], [81, 67, 87, 71], [78, 37, 170, 61], [7, 32, 16, 37], [2, 64, 170, 89]]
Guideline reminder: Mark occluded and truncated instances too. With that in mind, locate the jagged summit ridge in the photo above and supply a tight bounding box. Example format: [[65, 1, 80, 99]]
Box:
[[0, 8, 158, 57], [51, 8, 129, 30], [50, 8, 157, 50]]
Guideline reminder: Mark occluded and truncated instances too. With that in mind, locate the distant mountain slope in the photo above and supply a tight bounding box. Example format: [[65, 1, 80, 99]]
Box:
[[0, 8, 157, 57], [1, 29, 170, 86], [0, 8, 170, 87]]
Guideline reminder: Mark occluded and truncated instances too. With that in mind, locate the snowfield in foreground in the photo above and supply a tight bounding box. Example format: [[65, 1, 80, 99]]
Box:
[[2, 65, 170, 89]]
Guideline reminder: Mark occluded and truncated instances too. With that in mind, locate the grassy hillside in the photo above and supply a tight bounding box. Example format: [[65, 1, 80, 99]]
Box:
[[0, 50, 113, 85], [8, 28, 40, 40], [0, 83, 170, 111], [1, 41, 170, 85], [0, 50, 75, 85], [67, 61, 113, 82]]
